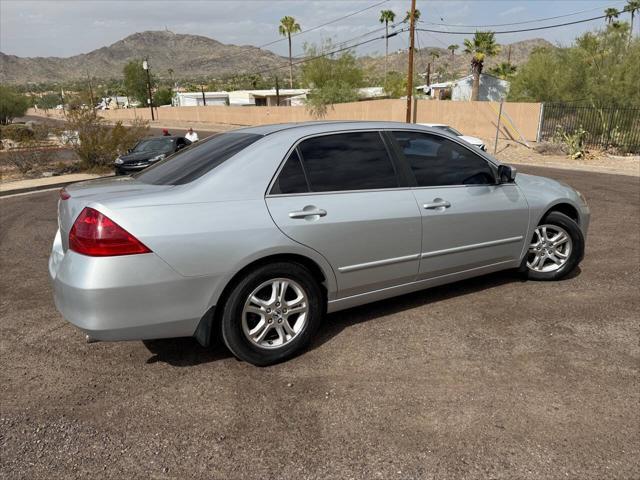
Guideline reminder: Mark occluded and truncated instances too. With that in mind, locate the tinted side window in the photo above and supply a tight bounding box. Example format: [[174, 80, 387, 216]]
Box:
[[298, 132, 398, 192], [135, 132, 262, 185], [271, 149, 308, 194], [391, 131, 495, 187]]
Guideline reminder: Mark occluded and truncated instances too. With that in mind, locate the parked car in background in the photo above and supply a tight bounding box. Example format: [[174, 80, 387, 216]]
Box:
[[51, 121, 589, 366], [114, 136, 191, 175], [419, 123, 487, 150]]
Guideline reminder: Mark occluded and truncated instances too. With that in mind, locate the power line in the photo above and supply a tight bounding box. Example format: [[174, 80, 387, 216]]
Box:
[[247, 28, 407, 77], [213, 0, 391, 78], [418, 3, 625, 29], [415, 10, 630, 35]]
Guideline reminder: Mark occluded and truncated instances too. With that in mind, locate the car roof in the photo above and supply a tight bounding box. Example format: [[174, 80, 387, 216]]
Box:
[[233, 121, 446, 137]]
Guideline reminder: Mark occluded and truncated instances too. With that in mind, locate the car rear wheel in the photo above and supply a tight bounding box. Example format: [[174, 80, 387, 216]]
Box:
[[525, 211, 584, 281], [220, 262, 323, 366]]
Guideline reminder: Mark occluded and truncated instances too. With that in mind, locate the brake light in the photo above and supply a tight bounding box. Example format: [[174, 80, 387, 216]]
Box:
[[69, 207, 151, 257], [59, 188, 70, 200]]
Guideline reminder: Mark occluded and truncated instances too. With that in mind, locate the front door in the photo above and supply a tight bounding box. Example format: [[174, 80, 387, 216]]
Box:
[[266, 131, 422, 298], [389, 130, 529, 279]]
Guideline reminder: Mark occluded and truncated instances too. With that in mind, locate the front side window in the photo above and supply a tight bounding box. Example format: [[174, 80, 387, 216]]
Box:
[[391, 131, 495, 187], [297, 132, 398, 192], [135, 132, 262, 185]]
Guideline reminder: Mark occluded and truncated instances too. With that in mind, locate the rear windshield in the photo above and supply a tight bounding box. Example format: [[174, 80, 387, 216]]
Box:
[[133, 137, 175, 154], [135, 132, 262, 185]]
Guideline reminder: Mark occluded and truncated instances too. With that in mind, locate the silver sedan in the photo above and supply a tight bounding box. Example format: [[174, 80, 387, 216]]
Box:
[[49, 121, 590, 366]]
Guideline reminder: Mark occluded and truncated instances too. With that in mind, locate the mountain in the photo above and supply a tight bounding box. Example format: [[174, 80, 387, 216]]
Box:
[[1, 31, 554, 85], [0, 31, 288, 84], [359, 38, 555, 81]]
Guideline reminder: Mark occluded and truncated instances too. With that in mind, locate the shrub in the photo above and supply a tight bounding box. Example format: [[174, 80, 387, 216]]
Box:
[[0, 124, 34, 142], [65, 110, 149, 169], [553, 126, 588, 159], [4, 141, 48, 174]]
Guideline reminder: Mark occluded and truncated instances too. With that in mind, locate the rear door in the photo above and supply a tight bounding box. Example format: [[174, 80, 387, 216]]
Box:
[[265, 131, 422, 298], [388, 130, 529, 279]]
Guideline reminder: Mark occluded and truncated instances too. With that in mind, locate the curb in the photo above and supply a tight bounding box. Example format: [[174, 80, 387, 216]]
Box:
[[0, 176, 110, 198]]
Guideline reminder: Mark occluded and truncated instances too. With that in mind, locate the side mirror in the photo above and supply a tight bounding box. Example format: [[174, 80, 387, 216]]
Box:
[[498, 164, 517, 183]]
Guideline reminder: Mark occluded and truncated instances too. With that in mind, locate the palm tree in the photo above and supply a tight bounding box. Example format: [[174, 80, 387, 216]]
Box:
[[379, 9, 396, 80], [489, 62, 517, 80], [447, 44, 459, 59], [463, 31, 500, 101], [403, 9, 421, 23], [626, 0, 640, 43], [279, 16, 301, 88], [605, 8, 620, 25]]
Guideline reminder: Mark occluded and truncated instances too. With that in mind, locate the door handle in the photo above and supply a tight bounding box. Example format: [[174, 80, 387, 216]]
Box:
[[289, 207, 327, 219], [423, 199, 451, 210]]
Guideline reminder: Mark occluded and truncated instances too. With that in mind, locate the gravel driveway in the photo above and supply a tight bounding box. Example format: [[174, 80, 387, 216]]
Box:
[[1, 166, 638, 480]]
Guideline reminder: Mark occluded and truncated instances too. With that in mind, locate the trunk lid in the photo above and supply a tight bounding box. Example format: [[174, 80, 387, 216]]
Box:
[[58, 176, 172, 251]]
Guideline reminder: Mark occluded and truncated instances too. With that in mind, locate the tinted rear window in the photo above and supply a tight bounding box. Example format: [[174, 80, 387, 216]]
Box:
[[135, 132, 262, 185], [298, 132, 398, 192]]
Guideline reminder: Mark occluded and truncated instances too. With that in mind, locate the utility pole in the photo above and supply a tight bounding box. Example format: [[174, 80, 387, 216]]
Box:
[[405, 0, 417, 123], [142, 59, 155, 121], [201, 85, 207, 106], [275, 75, 280, 106], [426, 62, 431, 88], [86, 72, 95, 109], [507, 44, 512, 63]]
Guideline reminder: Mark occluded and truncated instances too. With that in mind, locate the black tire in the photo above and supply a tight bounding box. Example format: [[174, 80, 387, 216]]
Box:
[[220, 262, 323, 366], [525, 211, 584, 281]]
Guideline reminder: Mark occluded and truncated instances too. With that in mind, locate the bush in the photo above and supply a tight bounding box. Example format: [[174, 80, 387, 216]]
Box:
[[4, 141, 48, 174], [65, 110, 149, 169], [554, 126, 588, 159], [0, 124, 34, 142]]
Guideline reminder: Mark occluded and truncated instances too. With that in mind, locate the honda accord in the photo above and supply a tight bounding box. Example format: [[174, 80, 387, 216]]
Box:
[[49, 121, 589, 366]]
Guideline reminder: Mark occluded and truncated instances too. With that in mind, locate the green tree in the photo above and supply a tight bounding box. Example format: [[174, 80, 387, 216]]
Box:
[[463, 31, 500, 101], [301, 41, 363, 117], [37, 93, 60, 112], [379, 9, 396, 80], [279, 16, 302, 88], [383, 70, 406, 98], [489, 62, 517, 80], [0, 86, 29, 125], [154, 87, 173, 106], [447, 44, 459, 59], [123, 60, 152, 105], [508, 23, 639, 107], [605, 7, 620, 24]]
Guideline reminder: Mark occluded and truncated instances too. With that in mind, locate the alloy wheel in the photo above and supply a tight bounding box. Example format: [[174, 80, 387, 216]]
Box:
[[527, 224, 573, 273], [241, 278, 309, 349]]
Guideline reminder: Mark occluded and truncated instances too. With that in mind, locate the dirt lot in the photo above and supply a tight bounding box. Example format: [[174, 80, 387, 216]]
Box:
[[1, 167, 638, 479]]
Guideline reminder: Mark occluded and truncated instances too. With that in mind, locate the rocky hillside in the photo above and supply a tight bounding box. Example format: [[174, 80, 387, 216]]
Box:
[[1, 31, 553, 85], [359, 38, 555, 81], [0, 31, 289, 84]]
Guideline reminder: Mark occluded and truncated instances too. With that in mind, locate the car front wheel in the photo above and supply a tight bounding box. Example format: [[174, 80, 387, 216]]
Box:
[[220, 262, 323, 366], [525, 211, 584, 281]]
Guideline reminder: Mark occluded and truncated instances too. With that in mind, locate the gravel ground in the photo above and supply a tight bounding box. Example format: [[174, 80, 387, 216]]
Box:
[[1, 166, 638, 480]]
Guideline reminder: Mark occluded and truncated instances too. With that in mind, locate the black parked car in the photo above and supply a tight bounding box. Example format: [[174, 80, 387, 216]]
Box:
[[114, 136, 191, 175]]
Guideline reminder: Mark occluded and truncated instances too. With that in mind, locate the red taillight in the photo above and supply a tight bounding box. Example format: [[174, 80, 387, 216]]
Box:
[[69, 207, 151, 257], [59, 188, 70, 200]]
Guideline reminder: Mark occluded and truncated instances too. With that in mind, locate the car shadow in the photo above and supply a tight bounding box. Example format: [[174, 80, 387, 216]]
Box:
[[143, 337, 232, 367], [141, 266, 582, 367]]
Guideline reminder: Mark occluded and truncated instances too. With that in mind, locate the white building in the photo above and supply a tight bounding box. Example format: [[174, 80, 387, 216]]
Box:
[[173, 89, 309, 107], [418, 73, 510, 102]]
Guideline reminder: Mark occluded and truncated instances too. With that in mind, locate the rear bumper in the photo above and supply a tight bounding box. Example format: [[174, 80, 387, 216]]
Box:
[[49, 230, 214, 342]]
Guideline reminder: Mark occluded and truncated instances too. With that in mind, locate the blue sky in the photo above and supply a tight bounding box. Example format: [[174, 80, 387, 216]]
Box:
[[0, 0, 633, 58]]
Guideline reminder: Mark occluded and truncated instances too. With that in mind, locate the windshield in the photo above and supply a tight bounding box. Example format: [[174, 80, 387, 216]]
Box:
[[135, 132, 262, 185], [132, 138, 176, 154], [434, 125, 462, 137]]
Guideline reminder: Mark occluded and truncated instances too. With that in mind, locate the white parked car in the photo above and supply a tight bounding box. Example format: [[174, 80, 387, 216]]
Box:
[[419, 123, 487, 151]]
